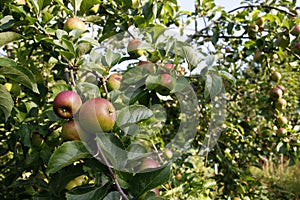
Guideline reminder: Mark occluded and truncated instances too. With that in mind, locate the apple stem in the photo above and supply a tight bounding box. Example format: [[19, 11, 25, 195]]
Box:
[[102, 76, 109, 95], [69, 68, 76, 87], [95, 142, 129, 200]]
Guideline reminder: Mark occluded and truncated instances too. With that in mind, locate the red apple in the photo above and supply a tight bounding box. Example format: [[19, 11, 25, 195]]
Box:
[[107, 73, 122, 91], [140, 157, 159, 170], [270, 71, 281, 82], [61, 120, 81, 141], [78, 98, 116, 132], [155, 73, 174, 95], [277, 128, 287, 136], [137, 61, 156, 73], [53, 90, 82, 119], [162, 63, 174, 72], [269, 87, 283, 100], [64, 17, 85, 32], [291, 24, 300, 36], [127, 38, 146, 58], [254, 50, 264, 62]]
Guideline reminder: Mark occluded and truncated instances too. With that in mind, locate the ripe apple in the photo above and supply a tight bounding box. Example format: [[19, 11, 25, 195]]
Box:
[[53, 90, 82, 119], [63, 17, 85, 32], [61, 120, 81, 141], [127, 38, 146, 58], [107, 73, 122, 91], [276, 85, 286, 95], [155, 73, 174, 95], [275, 98, 287, 110], [269, 87, 283, 100], [78, 98, 116, 133], [140, 157, 159, 171], [277, 128, 287, 136], [138, 61, 156, 73], [291, 24, 300, 36], [270, 71, 281, 82]]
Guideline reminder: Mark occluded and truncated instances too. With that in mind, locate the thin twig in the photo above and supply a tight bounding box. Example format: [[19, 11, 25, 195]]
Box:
[[228, 5, 297, 17]]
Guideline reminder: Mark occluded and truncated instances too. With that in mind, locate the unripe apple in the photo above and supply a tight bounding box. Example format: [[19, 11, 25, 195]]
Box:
[[276, 85, 286, 95], [127, 38, 146, 58], [65, 175, 88, 190], [277, 115, 288, 126], [53, 90, 82, 119], [61, 120, 81, 141], [269, 87, 283, 100], [140, 157, 159, 171], [291, 24, 300, 36], [107, 73, 122, 91], [31, 132, 44, 148], [138, 61, 156, 74], [277, 128, 287, 136], [270, 71, 281, 82], [275, 98, 287, 110], [163, 149, 173, 159], [78, 98, 116, 133], [64, 17, 85, 32], [255, 17, 265, 27]]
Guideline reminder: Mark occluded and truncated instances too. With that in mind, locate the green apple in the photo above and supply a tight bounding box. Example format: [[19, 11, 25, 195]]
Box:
[[31, 132, 44, 148], [155, 73, 174, 95], [277, 128, 287, 136], [64, 17, 85, 32], [61, 120, 81, 141], [78, 98, 116, 133], [53, 90, 82, 119], [269, 87, 283, 100], [277, 115, 288, 126], [276, 85, 286, 95], [163, 149, 173, 159], [107, 73, 122, 91], [138, 61, 156, 74], [270, 71, 281, 82]]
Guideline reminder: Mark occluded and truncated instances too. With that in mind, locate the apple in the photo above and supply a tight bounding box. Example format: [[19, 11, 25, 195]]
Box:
[[107, 73, 122, 91], [291, 24, 300, 36], [277, 128, 287, 136], [254, 50, 264, 62], [155, 73, 174, 95], [163, 149, 173, 159], [276, 85, 286, 95], [275, 98, 287, 110], [270, 71, 281, 82], [140, 157, 159, 171], [127, 38, 146, 58], [31, 132, 44, 148], [65, 175, 88, 190], [78, 98, 116, 133], [14, 0, 26, 5], [276, 37, 289, 48], [61, 120, 81, 141], [53, 90, 82, 119], [138, 61, 156, 73], [269, 87, 283, 100], [63, 17, 85, 32], [277, 115, 288, 126], [255, 17, 265, 27], [162, 63, 174, 72], [151, 188, 160, 196]]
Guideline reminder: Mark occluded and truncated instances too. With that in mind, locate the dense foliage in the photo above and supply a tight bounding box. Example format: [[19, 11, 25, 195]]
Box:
[[0, 0, 299, 199]]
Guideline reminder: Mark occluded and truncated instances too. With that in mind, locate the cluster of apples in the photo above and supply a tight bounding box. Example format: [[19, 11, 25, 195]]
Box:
[[247, 16, 265, 39], [269, 71, 288, 136], [127, 38, 183, 95], [52, 90, 117, 141]]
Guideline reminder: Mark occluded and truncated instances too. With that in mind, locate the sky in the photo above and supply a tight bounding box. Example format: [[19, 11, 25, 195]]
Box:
[[178, 0, 242, 12]]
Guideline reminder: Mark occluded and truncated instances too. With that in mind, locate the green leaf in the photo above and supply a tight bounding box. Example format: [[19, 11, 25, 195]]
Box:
[[182, 46, 198, 66], [128, 164, 171, 197], [105, 49, 121, 67], [0, 61, 39, 93], [116, 105, 153, 128], [79, 0, 100, 15], [0, 32, 22, 47], [103, 191, 121, 200], [0, 16, 17, 31], [47, 141, 91, 174], [71, 0, 83, 14], [0, 84, 14, 121], [205, 73, 223, 99], [66, 184, 109, 200]]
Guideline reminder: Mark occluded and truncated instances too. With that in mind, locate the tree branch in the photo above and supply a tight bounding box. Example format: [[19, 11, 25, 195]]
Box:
[[228, 5, 297, 17]]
